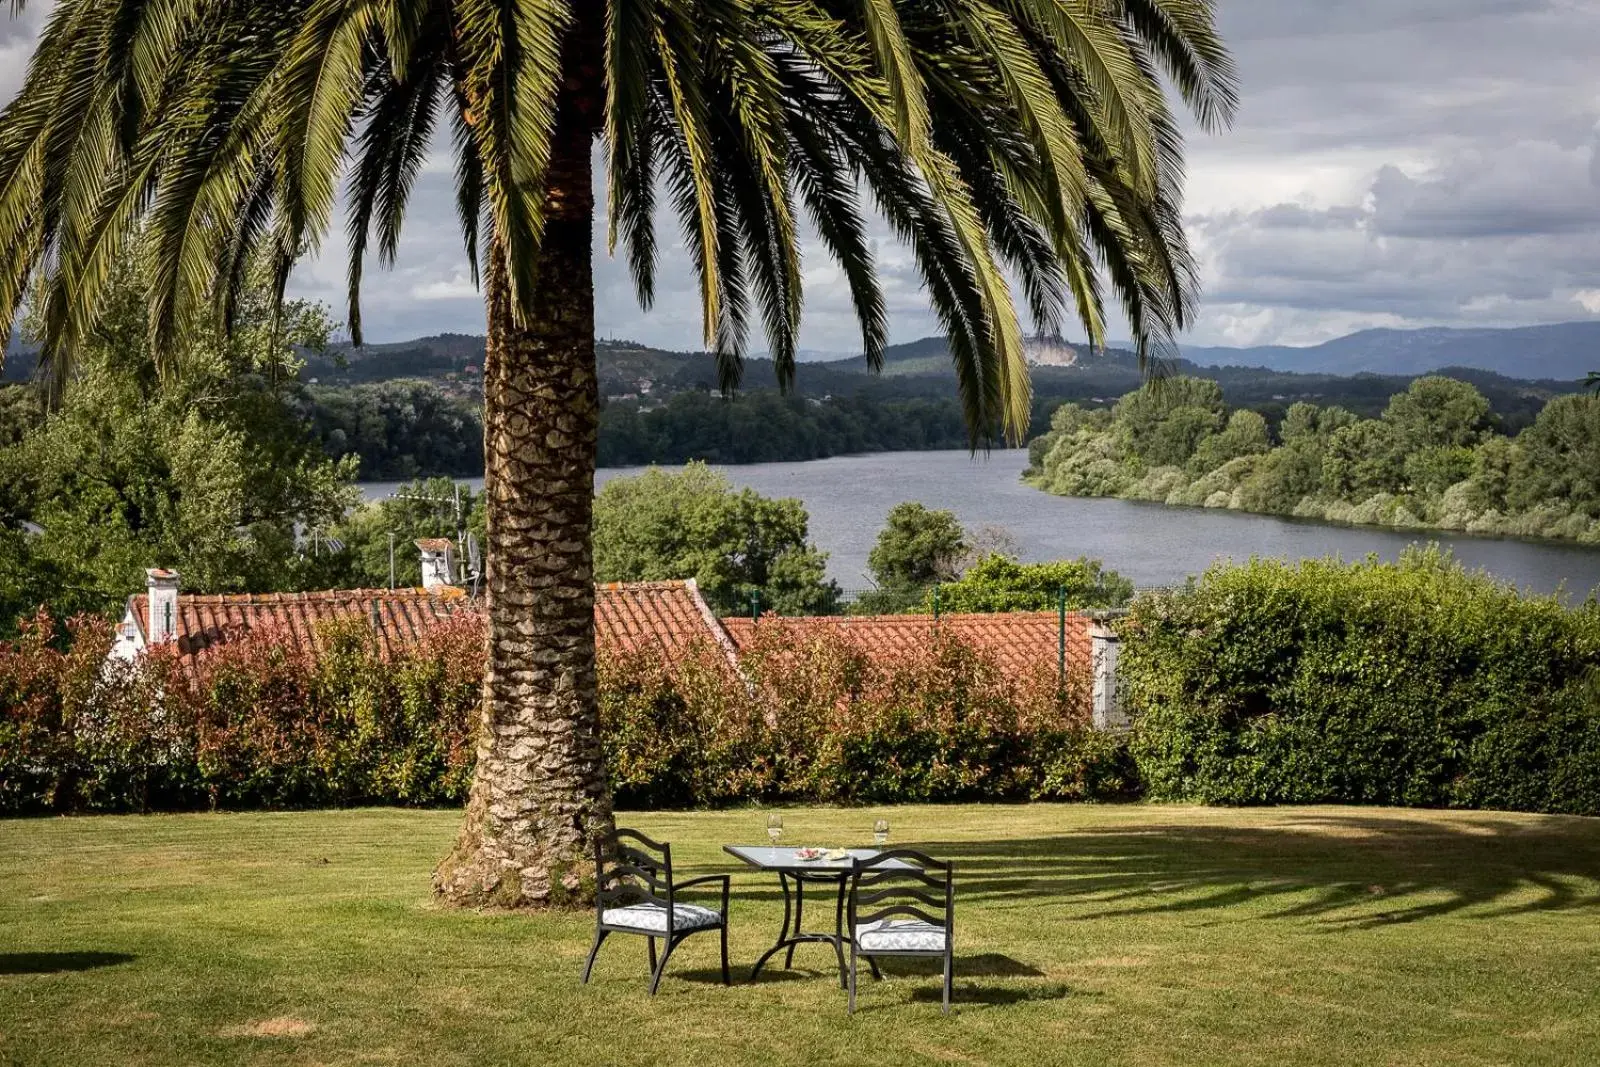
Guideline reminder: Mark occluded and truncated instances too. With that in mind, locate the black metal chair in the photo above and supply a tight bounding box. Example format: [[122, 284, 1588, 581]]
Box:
[[846, 849, 955, 1014], [582, 828, 730, 994]]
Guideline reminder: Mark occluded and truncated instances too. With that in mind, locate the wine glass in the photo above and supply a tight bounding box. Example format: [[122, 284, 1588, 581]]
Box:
[[873, 818, 889, 848], [767, 813, 784, 851]]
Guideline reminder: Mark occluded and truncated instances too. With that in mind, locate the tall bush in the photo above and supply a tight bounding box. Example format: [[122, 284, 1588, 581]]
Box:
[[1121, 548, 1600, 813], [929, 554, 1135, 612], [1, 609, 1122, 814]]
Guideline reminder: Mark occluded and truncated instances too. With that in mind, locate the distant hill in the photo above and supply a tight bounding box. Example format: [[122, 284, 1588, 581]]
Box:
[[1171, 322, 1600, 381], [9, 324, 1587, 435], [10, 319, 1598, 386]]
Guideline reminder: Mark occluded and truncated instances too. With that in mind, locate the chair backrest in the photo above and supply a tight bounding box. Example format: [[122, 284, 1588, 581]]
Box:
[[847, 849, 954, 939], [595, 828, 676, 920]]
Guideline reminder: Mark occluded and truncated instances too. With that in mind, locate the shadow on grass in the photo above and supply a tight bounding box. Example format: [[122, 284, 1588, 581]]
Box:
[[907, 812, 1600, 929], [0, 951, 135, 975], [671, 966, 813, 986], [907, 982, 1072, 1008], [669, 952, 1046, 989], [879, 954, 1044, 978]]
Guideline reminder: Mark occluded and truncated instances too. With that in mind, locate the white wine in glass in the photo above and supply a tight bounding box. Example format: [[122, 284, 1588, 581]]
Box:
[[873, 819, 889, 848], [767, 813, 784, 850]]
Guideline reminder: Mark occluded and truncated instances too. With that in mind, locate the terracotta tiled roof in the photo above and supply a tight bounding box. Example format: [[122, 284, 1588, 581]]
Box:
[[129, 587, 475, 661], [414, 538, 453, 552], [720, 611, 1092, 676], [596, 581, 737, 660], [127, 580, 731, 664], [124, 580, 1087, 681]]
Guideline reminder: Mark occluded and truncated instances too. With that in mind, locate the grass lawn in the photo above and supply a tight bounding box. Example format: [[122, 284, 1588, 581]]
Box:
[[2, 805, 1598, 1066]]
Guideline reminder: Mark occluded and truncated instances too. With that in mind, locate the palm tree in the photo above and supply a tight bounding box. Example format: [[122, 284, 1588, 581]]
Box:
[[0, 0, 1233, 906]]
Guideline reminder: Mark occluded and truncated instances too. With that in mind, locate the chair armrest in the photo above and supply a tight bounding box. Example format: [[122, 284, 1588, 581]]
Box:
[[672, 876, 729, 895], [673, 874, 730, 892], [672, 874, 731, 914]]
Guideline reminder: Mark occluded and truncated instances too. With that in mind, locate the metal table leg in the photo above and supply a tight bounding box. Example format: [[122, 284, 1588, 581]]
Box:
[[747, 871, 853, 988], [748, 871, 794, 982]]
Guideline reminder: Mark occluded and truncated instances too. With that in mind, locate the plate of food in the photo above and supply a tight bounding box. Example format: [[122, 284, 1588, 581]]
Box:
[[793, 847, 827, 861]]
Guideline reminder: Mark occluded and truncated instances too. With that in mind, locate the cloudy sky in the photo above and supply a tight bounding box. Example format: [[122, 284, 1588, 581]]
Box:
[[4, 0, 1599, 351]]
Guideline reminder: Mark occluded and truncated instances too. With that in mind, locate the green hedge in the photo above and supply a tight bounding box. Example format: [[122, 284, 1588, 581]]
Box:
[[598, 623, 1129, 807], [1121, 548, 1600, 814], [13, 550, 1594, 818], [0, 609, 1122, 815]]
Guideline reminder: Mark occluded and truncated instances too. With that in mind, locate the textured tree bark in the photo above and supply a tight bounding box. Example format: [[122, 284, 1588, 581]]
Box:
[[433, 36, 613, 908]]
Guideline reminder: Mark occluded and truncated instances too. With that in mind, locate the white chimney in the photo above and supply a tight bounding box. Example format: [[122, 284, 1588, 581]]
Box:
[[146, 568, 180, 645], [1090, 621, 1127, 731], [416, 540, 457, 591]]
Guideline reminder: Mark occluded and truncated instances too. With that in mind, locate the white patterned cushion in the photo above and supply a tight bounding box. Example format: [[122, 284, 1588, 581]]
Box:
[[603, 902, 720, 932], [854, 919, 947, 953]]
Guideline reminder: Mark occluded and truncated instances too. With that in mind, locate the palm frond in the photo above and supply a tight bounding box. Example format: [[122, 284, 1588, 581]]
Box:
[[0, 0, 1235, 452]]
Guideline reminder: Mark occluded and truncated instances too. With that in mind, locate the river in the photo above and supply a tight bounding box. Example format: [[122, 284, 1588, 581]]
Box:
[[361, 450, 1600, 599]]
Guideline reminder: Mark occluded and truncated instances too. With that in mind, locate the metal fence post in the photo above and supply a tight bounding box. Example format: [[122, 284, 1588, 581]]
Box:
[[1057, 585, 1067, 690], [933, 584, 941, 620], [750, 590, 760, 620]]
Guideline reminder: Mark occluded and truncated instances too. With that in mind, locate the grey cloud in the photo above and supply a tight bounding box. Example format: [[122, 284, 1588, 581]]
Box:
[[1368, 138, 1600, 238], [0, 4, 47, 103], [1216, 0, 1553, 40], [1196, 0, 1600, 157], [1193, 157, 1600, 328]]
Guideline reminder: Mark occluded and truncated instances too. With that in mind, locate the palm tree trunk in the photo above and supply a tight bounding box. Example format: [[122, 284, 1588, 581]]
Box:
[[433, 74, 613, 908]]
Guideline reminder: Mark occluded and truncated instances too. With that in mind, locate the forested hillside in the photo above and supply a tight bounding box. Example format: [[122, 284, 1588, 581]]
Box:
[[1027, 376, 1600, 543], [7, 330, 1584, 478], [284, 334, 1595, 475]]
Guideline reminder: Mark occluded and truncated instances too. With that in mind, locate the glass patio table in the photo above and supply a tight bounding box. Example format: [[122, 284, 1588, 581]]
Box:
[[723, 844, 913, 988]]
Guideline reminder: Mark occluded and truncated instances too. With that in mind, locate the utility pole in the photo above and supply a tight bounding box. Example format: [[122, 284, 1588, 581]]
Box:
[[394, 484, 468, 582], [454, 483, 466, 583]]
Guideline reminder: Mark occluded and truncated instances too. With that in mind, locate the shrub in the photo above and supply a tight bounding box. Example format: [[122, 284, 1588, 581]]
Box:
[[0, 612, 192, 813], [1, 608, 1119, 813], [736, 626, 1077, 803], [1121, 548, 1600, 814], [1456, 671, 1600, 815], [929, 553, 1134, 613]]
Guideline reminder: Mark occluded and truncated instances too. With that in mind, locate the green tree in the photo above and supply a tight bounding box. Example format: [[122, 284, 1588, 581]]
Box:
[[1321, 420, 1404, 500], [931, 553, 1133, 613], [1382, 376, 1494, 451], [1506, 394, 1600, 518], [1278, 401, 1321, 444], [1029, 373, 1600, 540], [0, 385, 39, 450], [1113, 377, 1226, 469], [593, 464, 839, 616], [1234, 442, 1321, 515], [1372, 378, 1493, 499], [0, 0, 1234, 906], [305, 383, 484, 479], [0, 528, 121, 639], [1187, 408, 1269, 476], [868, 503, 968, 589], [0, 253, 357, 609]]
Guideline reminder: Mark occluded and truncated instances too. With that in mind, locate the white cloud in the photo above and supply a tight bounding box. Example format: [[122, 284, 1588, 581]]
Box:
[[410, 275, 480, 302]]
